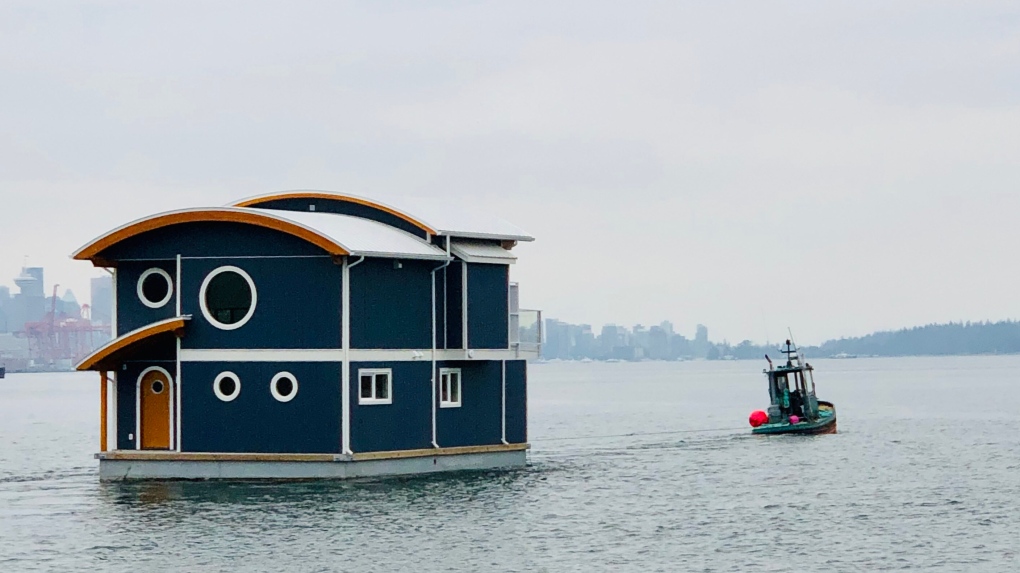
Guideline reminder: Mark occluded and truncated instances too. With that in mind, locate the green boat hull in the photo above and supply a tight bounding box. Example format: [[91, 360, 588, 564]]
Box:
[[752, 401, 837, 435]]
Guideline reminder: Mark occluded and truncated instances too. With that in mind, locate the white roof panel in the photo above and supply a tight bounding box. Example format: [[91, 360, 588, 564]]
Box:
[[386, 198, 534, 242], [269, 210, 449, 260], [450, 240, 517, 264]]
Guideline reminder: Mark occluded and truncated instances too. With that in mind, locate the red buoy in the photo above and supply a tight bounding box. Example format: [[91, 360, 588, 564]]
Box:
[[749, 410, 769, 427]]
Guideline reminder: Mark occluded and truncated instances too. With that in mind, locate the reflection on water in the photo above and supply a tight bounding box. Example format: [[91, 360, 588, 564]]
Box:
[[2, 357, 1019, 572]]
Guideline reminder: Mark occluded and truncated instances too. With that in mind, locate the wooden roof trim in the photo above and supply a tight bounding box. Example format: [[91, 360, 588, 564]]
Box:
[[76, 316, 190, 372], [232, 191, 438, 236], [72, 208, 351, 262]]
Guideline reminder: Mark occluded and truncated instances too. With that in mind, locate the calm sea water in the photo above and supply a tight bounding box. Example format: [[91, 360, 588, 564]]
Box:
[[1, 357, 1018, 572]]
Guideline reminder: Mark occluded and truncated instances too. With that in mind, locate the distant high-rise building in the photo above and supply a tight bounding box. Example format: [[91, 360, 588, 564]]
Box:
[[693, 324, 710, 358], [11, 267, 46, 331], [660, 321, 674, 336], [0, 286, 10, 333], [90, 276, 114, 332]]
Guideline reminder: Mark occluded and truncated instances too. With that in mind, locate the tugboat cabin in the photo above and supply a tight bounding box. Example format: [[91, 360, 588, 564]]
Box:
[[765, 347, 819, 423], [74, 191, 541, 480]]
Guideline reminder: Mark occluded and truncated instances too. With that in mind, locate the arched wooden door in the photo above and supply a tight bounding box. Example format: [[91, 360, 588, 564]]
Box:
[[138, 368, 173, 450]]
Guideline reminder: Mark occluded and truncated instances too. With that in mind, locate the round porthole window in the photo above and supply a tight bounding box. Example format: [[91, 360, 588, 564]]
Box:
[[214, 371, 241, 402], [270, 372, 298, 403], [151, 380, 165, 394], [137, 268, 173, 309], [199, 266, 257, 330]]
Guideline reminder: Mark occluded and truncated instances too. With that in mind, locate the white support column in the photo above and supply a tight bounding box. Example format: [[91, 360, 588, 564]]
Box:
[[175, 254, 182, 316], [501, 360, 508, 444], [431, 268, 439, 448], [110, 268, 117, 337], [461, 261, 469, 352], [109, 372, 117, 451], [175, 254, 182, 452], [341, 257, 352, 455], [175, 337, 182, 451]]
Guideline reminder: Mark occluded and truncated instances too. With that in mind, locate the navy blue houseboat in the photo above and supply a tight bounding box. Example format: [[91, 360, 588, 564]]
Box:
[[75, 191, 541, 480]]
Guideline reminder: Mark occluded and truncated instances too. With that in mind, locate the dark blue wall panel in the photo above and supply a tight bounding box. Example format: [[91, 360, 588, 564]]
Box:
[[504, 360, 528, 444], [445, 263, 463, 349], [101, 221, 327, 261], [349, 259, 432, 349], [253, 198, 430, 240], [181, 361, 341, 453], [434, 265, 448, 349], [349, 361, 432, 453], [180, 256, 341, 350], [467, 264, 509, 349], [435, 361, 503, 448], [116, 261, 177, 336]]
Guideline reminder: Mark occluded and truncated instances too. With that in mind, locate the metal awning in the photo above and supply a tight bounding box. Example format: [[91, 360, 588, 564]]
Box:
[[76, 316, 190, 371], [450, 240, 517, 264]]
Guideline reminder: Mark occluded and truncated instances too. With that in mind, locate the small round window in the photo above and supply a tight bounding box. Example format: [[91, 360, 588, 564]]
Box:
[[271, 372, 298, 403], [214, 371, 241, 402], [199, 266, 257, 330], [151, 380, 165, 394], [137, 268, 173, 309]]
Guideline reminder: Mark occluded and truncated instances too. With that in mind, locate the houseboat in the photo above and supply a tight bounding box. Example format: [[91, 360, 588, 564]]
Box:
[[74, 191, 541, 480], [750, 340, 837, 435]]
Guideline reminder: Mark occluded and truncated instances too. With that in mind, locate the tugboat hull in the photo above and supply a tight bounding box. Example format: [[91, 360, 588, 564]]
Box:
[[752, 401, 837, 436]]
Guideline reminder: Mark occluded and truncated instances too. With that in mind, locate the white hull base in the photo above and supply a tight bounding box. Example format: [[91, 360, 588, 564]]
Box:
[[98, 449, 527, 481]]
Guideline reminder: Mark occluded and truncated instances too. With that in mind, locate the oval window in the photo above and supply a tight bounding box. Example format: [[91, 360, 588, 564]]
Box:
[[214, 371, 241, 402], [271, 372, 298, 403], [137, 268, 173, 309], [199, 266, 257, 330]]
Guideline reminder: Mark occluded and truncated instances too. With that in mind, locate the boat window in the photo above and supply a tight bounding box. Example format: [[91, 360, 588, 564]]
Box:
[[200, 266, 257, 330], [358, 369, 392, 405], [137, 268, 173, 309], [440, 368, 462, 408], [214, 371, 241, 402], [271, 372, 298, 403]]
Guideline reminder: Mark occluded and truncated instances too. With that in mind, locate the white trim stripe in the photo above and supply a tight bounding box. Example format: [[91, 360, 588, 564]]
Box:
[[179, 348, 524, 362], [181, 349, 344, 362]]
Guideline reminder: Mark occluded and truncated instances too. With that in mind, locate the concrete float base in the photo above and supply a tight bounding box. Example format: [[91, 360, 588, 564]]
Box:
[[96, 444, 529, 481]]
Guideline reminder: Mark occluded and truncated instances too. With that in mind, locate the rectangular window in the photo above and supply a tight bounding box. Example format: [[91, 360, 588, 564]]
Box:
[[440, 368, 461, 408], [358, 369, 392, 405]]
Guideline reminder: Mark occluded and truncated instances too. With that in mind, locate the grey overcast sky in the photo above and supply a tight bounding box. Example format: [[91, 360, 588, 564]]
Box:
[[1, 1, 1019, 344]]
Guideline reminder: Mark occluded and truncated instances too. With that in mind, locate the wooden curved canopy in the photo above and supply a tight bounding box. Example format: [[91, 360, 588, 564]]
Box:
[[77, 316, 190, 372], [233, 191, 437, 236], [72, 208, 351, 263]]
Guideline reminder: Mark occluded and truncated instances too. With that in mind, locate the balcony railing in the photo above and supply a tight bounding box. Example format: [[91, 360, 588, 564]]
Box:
[[509, 282, 541, 358]]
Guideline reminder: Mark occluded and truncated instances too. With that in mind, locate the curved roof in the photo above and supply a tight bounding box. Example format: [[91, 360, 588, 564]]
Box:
[[73, 207, 450, 263], [271, 211, 449, 260], [73, 208, 351, 262], [77, 316, 190, 371], [231, 190, 535, 242], [232, 191, 438, 236]]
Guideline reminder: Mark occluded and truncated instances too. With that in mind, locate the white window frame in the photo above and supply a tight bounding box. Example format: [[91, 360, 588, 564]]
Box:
[[213, 371, 242, 402], [137, 267, 174, 309], [358, 368, 392, 405], [440, 368, 462, 408], [270, 371, 299, 403], [199, 265, 258, 331]]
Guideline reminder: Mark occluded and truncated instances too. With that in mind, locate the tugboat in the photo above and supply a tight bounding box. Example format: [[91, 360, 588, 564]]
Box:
[[0, 364, 5, 379], [749, 340, 836, 435]]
